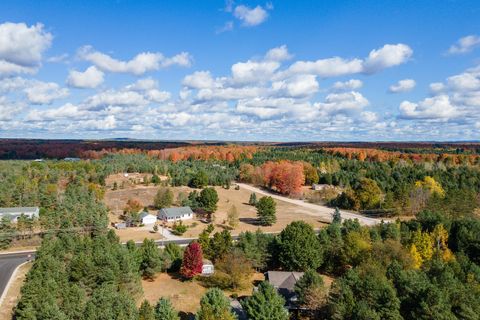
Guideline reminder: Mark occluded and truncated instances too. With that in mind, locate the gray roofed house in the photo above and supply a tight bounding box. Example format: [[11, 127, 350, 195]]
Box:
[[266, 271, 304, 308], [0, 207, 39, 222], [158, 206, 194, 222]]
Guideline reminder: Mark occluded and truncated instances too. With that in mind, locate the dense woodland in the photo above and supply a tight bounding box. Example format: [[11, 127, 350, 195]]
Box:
[[0, 144, 479, 319]]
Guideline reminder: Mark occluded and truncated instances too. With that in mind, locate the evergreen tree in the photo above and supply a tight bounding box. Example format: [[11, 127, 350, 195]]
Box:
[[154, 298, 179, 320], [256, 196, 276, 226], [139, 300, 155, 320], [198, 187, 219, 214], [248, 193, 257, 206], [278, 221, 322, 271], [242, 281, 289, 320], [180, 242, 203, 279], [196, 288, 236, 320], [190, 170, 209, 188], [140, 238, 163, 280], [332, 207, 342, 224]]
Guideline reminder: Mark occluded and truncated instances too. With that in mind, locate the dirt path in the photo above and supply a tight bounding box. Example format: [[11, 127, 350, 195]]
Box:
[[236, 183, 382, 226]]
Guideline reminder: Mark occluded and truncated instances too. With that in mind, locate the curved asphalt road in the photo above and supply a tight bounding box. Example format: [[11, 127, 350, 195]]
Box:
[[0, 251, 35, 306]]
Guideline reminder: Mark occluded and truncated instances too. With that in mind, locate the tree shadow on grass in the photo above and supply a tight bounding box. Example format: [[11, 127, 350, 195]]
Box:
[[239, 217, 261, 226]]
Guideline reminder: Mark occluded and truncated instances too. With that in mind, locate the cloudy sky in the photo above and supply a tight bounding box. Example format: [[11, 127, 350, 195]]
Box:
[[0, 0, 479, 141]]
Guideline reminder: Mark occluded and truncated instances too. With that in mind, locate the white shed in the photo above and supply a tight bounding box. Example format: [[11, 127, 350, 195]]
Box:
[[202, 259, 214, 275], [140, 212, 157, 225]]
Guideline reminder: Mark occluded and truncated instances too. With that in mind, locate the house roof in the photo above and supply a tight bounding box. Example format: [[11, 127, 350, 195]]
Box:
[[202, 259, 213, 265], [158, 206, 193, 218], [139, 212, 156, 219], [266, 271, 304, 301], [0, 207, 39, 215]]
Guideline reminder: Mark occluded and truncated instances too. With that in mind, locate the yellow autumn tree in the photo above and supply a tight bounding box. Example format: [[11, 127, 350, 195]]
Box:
[[432, 224, 454, 262], [414, 176, 445, 198], [412, 229, 434, 263], [410, 244, 423, 269]]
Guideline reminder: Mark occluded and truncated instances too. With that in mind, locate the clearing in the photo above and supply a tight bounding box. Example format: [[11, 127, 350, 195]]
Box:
[[104, 181, 328, 241]]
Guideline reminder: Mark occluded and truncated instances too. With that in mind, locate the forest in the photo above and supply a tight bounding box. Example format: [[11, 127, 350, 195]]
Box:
[[0, 143, 478, 319]]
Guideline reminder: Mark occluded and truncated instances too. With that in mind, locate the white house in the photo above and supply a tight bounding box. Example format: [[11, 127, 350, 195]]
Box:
[[139, 212, 157, 225], [0, 207, 39, 222], [158, 207, 193, 222], [202, 259, 214, 275]]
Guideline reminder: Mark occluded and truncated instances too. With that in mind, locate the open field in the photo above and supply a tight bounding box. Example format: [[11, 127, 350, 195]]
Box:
[[104, 182, 328, 241], [141, 272, 334, 318], [141, 272, 265, 316]]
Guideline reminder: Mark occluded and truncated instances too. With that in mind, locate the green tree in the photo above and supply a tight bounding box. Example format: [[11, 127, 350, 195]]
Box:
[[196, 288, 236, 320], [355, 178, 383, 210], [210, 230, 233, 262], [190, 171, 209, 189], [236, 230, 274, 271], [242, 281, 289, 320], [139, 300, 155, 320], [139, 238, 163, 280], [154, 187, 174, 209], [278, 221, 322, 271], [163, 243, 183, 272], [332, 207, 342, 224], [154, 298, 179, 320], [248, 193, 257, 206], [198, 187, 219, 214], [227, 205, 239, 229], [256, 196, 276, 226], [294, 270, 326, 309]]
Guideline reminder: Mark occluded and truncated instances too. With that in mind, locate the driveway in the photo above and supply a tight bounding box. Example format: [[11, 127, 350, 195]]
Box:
[[236, 183, 382, 226]]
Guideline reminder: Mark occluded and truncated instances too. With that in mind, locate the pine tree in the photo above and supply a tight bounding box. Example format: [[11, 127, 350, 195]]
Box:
[[196, 288, 236, 320], [180, 242, 203, 279], [256, 196, 276, 226], [332, 207, 342, 224], [248, 193, 257, 206], [242, 281, 289, 320], [154, 298, 179, 320], [140, 238, 163, 280], [227, 205, 239, 229], [139, 300, 155, 320]]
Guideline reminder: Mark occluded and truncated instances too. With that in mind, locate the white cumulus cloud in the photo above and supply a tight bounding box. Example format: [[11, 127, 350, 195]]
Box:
[[389, 79, 416, 93], [78, 46, 192, 75], [67, 66, 105, 89], [448, 35, 480, 55], [24, 81, 69, 105], [234, 5, 269, 27], [0, 22, 52, 76]]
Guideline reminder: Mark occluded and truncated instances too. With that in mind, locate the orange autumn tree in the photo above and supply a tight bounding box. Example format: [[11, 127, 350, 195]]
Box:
[[261, 161, 305, 196]]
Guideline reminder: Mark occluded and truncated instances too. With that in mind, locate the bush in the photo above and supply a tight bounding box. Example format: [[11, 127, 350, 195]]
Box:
[[171, 221, 188, 235]]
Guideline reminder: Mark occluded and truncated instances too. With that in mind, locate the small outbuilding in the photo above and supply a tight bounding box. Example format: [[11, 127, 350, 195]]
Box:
[[158, 207, 194, 222], [0, 207, 39, 222], [202, 259, 214, 275], [140, 212, 157, 225]]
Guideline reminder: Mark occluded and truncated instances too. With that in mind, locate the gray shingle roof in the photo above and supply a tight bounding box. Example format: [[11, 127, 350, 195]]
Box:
[[158, 206, 193, 218], [266, 271, 304, 301]]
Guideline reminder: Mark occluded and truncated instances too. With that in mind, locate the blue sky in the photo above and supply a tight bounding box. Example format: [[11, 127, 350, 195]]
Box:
[[0, 0, 479, 141]]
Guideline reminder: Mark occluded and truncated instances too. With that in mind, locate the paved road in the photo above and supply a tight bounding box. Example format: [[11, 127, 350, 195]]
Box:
[[236, 183, 382, 226], [0, 251, 35, 306]]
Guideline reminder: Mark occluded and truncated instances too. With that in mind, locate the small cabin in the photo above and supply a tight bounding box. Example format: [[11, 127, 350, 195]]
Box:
[[202, 259, 214, 275], [0, 207, 39, 223]]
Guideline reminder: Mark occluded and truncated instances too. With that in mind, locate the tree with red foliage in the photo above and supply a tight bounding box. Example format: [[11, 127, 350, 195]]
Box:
[[261, 161, 305, 196], [180, 242, 204, 279]]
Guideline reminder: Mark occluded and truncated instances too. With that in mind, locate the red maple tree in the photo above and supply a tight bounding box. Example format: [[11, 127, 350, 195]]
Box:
[[180, 242, 204, 279]]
